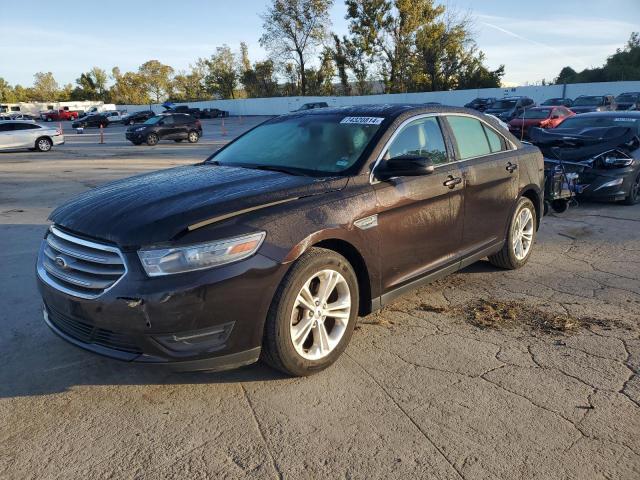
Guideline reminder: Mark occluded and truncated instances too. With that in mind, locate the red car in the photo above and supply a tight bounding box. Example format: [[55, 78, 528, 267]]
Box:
[[508, 106, 574, 139], [43, 109, 79, 122]]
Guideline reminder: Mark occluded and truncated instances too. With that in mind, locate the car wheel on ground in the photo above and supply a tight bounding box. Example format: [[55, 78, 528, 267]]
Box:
[[621, 172, 640, 205], [488, 197, 536, 269], [35, 137, 52, 152], [261, 247, 359, 377], [146, 133, 159, 146], [187, 131, 199, 143]]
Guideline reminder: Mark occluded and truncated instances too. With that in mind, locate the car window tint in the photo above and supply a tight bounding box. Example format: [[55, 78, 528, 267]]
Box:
[[163, 116, 175, 125], [13, 123, 38, 130], [0, 123, 14, 132], [482, 124, 505, 153], [447, 116, 492, 159], [386, 117, 448, 165]]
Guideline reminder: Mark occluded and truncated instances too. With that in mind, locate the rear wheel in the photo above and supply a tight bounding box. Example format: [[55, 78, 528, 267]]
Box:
[[35, 137, 52, 152], [146, 133, 159, 146], [262, 247, 359, 376], [621, 172, 640, 205], [489, 197, 536, 269], [187, 131, 199, 143]]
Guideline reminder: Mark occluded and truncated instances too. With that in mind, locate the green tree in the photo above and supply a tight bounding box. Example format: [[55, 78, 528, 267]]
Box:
[[172, 62, 208, 101], [31, 72, 59, 101], [0, 77, 17, 102], [260, 0, 333, 95], [331, 35, 351, 95], [202, 45, 239, 99], [138, 60, 174, 103], [110, 67, 151, 104]]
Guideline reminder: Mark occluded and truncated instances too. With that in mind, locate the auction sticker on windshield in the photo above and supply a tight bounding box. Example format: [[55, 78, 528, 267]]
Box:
[[340, 117, 385, 125]]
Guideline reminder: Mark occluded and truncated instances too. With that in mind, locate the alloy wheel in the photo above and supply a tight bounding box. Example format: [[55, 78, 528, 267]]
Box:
[[38, 139, 52, 151], [290, 269, 351, 361], [512, 207, 534, 260]]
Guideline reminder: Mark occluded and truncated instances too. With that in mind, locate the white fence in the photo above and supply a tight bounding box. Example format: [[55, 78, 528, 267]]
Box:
[[119, 80, 640, 116]]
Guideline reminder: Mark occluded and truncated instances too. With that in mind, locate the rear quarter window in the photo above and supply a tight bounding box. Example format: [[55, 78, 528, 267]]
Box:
[[446, 116, 492, 159]]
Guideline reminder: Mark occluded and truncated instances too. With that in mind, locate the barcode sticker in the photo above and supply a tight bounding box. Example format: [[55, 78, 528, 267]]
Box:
[[340, 116, 384, 125]]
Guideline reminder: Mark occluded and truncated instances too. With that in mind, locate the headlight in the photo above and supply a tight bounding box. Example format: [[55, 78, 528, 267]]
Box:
[[603, 156, 633, 168], [135, 126, 146, 131], [138, 232, 266, 276]]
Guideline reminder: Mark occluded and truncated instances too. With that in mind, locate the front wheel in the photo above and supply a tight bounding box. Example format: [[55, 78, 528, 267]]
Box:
[[146, 133, 159, 146], [489, 197, 537, 269], [621, 172, 640, 205], [35, 137, 52, 152], [187, 131, 199, 143], [262, 247, 359, 376]]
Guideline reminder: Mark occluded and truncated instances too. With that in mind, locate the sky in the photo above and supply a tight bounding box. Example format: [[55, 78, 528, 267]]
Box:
[[1, 0, 638, 88]]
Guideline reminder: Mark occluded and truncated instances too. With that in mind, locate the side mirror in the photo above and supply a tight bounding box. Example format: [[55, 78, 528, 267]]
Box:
[[375, 155, 435, 180]]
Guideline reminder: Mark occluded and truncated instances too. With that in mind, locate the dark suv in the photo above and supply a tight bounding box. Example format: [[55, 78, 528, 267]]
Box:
[[571, 95, 616, 113], [37, 105, 543, 376], [125, 113, 202, 146], [484, 96, 535, 122], [464, 97, 497, 112], [123, 110, 155, 125]]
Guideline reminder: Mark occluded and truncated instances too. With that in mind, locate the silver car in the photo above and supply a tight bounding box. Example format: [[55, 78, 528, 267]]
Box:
[[0, 120, 65, 152]]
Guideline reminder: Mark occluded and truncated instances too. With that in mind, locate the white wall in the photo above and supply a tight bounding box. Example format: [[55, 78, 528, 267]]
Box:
[[118, 80, 640, 116]]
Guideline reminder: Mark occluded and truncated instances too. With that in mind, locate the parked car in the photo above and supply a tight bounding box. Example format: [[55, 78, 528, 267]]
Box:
[[570, 95, 616, 113], [38, 104, 543, 376], [43, 109, 79, 122], [165, 105, 202, 118], [615, 92, 640, 111], [0, 120, 64, 152], [464, 97, 496, 112], [103, 111, 127, 123], [125, 113, 202, 145], [484, 96, 535, 122], [79, 104, 117, 118], [531, 111, 640, 205], [72, 114, 110, 129], [541, 98, 573, 107], [508, 106, 574, 139], [200, 108, 229, 118], [123, 110, 155, 125], [292, 102, 329, 112]]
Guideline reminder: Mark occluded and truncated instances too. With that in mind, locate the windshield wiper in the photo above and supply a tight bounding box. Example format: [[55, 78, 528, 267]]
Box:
[[251, 165, 307, 176]]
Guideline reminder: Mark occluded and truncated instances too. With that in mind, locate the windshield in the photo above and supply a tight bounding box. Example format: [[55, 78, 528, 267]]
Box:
[[210, 114, 384, 175], [557, 115, 640, 134], [573, 96, 603, 106], [616, 94, 639, 103], [490, 100, 517, 109], [521, 109, 552, 119], [143, 116, 162, 125], [542, 98, 563, 105]]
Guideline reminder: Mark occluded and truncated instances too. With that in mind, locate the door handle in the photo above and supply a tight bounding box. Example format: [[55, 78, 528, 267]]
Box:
[[443, 176, 462, 189], [506, 162, 518, 173]]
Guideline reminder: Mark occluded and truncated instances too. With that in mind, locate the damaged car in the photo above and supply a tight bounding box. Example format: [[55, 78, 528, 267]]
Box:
[[530, 111, 640, 210], [37, 105, 543, 376]]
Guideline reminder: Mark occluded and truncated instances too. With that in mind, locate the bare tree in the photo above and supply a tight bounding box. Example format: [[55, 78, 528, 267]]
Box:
[[260, 0, 332, 95]]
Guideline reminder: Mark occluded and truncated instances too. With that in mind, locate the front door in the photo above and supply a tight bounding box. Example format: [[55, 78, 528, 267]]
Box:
[[373, 115, 464, 295], [443, 115, 519, 258]]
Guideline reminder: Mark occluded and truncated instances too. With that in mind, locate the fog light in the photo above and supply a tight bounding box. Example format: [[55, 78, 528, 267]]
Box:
[[153, 322, 234, 353]]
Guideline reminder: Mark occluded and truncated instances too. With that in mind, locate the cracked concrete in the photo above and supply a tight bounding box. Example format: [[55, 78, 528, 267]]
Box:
[[1, 118, 639, 479]]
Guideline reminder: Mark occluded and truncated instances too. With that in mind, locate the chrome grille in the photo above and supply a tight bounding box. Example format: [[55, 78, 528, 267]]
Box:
[[38, 226, 126, 299]]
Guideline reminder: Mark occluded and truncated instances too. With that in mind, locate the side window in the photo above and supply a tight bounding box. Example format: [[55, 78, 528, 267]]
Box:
[[447, 116, 492, 159], [482, 124, 506, 153], [386, 117, 448, 165], [163, 116, 175, 125], [0, 123, 14, 132]]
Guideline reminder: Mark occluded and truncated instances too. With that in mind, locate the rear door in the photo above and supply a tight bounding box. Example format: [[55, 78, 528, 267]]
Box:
[[443, 115, 518, 260], [0, 122, 16, 149], [11, 123, 41, 148], [158, 115, 178, 139], [373, 115, 464, 294]]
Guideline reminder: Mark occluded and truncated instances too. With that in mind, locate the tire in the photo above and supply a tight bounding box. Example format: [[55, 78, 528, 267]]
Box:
[[35, 137, 52, 152], [146, 133, 159, 146], [174, 139, 183, 143], [261, 247, 359, 376], [187, 131, 199, 143], [489, 197, 537, 270], [621, 172, 640, 205]]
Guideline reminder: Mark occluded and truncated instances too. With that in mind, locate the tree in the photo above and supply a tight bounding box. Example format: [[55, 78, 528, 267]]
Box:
[[260, 0, 333, 95], [202, 45, 239, 99], [138, 60, 174, 103], [0, 77, 16, 102], [343, 36, 371, 94], [172, 62, 208, 101], [110, 67, 151, 105], [31, 72, 59, 101], [331, 35, 351, 95]]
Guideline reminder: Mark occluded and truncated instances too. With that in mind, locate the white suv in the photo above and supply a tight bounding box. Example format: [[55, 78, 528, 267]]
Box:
[[0, 120, 65, 152]]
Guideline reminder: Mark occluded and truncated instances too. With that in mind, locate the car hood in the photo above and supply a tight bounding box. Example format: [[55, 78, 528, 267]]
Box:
[[570, 106, 599, 113], [49, 164, 348, 247]]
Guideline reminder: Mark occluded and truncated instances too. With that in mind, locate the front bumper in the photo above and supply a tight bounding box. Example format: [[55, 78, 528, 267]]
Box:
[[37, 241, 287, 371], [578, 167, 636, 202], [126, 131, 146, 142]]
